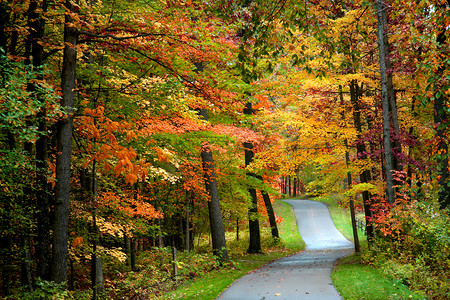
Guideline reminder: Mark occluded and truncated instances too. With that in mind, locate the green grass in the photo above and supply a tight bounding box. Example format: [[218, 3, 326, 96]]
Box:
[[160, 199, 305, 299], [332, 254, 426, 300], [314, 195, 425, 300]]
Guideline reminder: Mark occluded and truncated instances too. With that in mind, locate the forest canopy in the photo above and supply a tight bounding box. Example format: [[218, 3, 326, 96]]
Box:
[[0, 0, 449, 298]]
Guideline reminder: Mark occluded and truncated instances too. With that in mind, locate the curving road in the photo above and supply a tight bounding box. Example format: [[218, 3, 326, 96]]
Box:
[[216, 199, 354, 300]]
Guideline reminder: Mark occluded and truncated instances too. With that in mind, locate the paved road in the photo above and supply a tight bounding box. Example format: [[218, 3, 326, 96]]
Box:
[[216, 199, 354, 300]]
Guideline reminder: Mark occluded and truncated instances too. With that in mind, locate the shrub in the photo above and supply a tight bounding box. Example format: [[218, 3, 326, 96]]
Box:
[[364, 195, 450, 299]]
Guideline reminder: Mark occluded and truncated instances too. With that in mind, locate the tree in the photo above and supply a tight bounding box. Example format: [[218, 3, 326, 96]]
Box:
[[376, 0, 396, 205], [53, 0, 78, 283], [199, 125, 230, 263], [433, 1, 450, 209]]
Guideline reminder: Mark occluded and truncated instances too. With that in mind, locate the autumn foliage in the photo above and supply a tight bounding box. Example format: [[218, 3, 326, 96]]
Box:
[[0, 0, 449, 298]]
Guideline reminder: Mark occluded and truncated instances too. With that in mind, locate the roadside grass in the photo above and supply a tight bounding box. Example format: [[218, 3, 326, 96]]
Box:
[[332, 253, 426, 300], [160, 199, 304, 299], [314, 195, 425, 300]]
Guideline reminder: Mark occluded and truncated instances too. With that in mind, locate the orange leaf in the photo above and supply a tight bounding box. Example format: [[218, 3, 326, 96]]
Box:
[[125, 173, 138, 185], [72, 236, 83, 248]]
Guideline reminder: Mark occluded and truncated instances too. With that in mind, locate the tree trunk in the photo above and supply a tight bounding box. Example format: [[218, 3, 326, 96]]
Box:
[[26, 0, 52, 281], [200, 141, 230, 263], [434, 5, 449, 209], [52, 0, 77, 283], [185, 191, 191, 252], [261, 190, 279, 239], [243, 102, 262, 253], [244, 141, 262, 253], [124, 233, 130, 266], [0, 8, 12, 290], [376, 0, 395, 205], [345, 140, 360, 253], [349, 81, 374, 239], [21, 236, 33, 293], [196, 108, 229, 262], [130, 238, 137, 271]]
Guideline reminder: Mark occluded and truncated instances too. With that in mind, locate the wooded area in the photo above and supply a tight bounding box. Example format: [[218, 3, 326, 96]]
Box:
[[0, 0, 449, 298]]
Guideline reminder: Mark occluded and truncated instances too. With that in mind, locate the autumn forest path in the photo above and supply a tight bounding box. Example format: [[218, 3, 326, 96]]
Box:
[[216, 199, 354, 300]]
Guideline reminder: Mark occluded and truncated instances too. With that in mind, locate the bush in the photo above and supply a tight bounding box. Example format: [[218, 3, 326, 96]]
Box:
[[364, 198, 450, 299]]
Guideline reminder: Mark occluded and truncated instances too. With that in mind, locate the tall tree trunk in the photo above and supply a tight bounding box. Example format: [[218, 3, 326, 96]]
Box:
[[255, 175, 279, 239], [91, 161, 104, 299], [200, 141, 230, 263], [185, 191, 191, 253], [27, 0, 52, 281], [198, 109, 229, 263], [130, 238, 137, 271], [0, 8, 12, 290], [243, 102, 262, 254], [434, 4, 449, 209], [349, 81, 374, 239], [345, 140, 360, 253], [261, 190, 279, 239], [376, 0, 395, 205], [53, 0, 77, 283]]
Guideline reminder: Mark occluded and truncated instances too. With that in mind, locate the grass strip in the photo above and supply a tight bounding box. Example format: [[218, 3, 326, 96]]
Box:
[[332, 253, 425, 300]]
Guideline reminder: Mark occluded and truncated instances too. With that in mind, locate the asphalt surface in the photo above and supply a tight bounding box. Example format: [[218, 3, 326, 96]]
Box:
[[216, 199, 354, 300]]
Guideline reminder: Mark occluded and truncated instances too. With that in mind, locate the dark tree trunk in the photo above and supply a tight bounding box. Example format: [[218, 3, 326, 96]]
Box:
[[434, 5, 450, 209], [185, 191, 191, 252], [243, 102, 262, 253], [21, 236, 33, 293], [130, 238, 137, 271], [200, 141, 230, 263], [124, 233, 130, 266], [287, 176, 291, 196], [376, 0, 395, 205], [244, 141, 262, 253], [197, 109, 229, 263], [26, 0, 52, 281], [293, 178, 297, 197], [261, 190, 279, 239], [255, 175, 279, 239], [345, 140, 360, 253], [349, 81, 374, 239], [52, 0, 77, 283]]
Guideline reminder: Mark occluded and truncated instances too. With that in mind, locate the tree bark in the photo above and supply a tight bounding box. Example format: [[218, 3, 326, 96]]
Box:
[[376, 0, 395, 205], [434, 4, 449, 209], [244, 141, 262, 253], [261, 189, 279, 239], [130, 238, 137, 271], [26, 0, 52, 281], [200, 141, 230, 263], [185, 191, 191, 252], [52, 0, 77, 283], [349, 81, 374, 239], [345, 140, 360, 253], [243, 102, 262, 253], [197, 108, 229, 263]]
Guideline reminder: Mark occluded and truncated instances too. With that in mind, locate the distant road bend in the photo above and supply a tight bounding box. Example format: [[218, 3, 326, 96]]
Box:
[[216, 199, 354, 300]]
